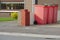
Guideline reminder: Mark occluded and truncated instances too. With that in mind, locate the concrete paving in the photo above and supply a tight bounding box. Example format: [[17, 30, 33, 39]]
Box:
[[0, 35, 58, 40], [0, 20, 60, 35], [0, 11, 60, 36]]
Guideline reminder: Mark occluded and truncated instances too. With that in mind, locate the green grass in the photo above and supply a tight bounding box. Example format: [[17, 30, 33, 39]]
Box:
[[0, 17, 17, 22]]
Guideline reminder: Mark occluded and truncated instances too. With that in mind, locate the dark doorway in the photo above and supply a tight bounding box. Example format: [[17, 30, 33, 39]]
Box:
[[35, 0, 38, 4]]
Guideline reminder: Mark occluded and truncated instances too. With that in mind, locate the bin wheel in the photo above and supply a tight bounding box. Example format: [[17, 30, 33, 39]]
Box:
[[33, 20, 37, 25]]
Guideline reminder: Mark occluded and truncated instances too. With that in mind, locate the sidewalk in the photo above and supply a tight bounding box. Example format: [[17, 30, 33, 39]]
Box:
[[0, 20, 60, 36], [0, 11, 60, 38]]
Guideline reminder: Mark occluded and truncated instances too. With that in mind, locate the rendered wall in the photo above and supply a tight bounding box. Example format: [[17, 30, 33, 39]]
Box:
[[1, 0, 24, 2], [24, 0, 35, 25], [38, 0, 60, 10]]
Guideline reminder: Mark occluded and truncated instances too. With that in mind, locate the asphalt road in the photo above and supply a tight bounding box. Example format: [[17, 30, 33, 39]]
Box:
[[0, 35, 59, 40]]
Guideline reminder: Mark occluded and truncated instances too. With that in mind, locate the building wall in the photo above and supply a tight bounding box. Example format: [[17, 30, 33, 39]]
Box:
[[1, 0, 24, 2], [38, 0, 60, 10], [24, 0, 34, 25], [1, 0, 60, 10]]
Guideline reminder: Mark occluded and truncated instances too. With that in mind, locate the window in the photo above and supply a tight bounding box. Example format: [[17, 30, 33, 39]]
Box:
[[1, 3, 6, 9], [0, 2, 1, 9], [13, 4, 24, 9], [0, 2, 24, 10]]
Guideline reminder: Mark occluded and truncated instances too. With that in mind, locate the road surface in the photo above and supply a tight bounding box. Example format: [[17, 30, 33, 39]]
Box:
[[0, 35, 59, 40]]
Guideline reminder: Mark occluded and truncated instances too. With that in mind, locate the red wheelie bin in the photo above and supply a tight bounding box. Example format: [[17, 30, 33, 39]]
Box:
[[34, 5, 48, 24]]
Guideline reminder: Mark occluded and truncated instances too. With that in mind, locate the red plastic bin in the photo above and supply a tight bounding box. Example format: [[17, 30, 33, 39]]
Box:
[[21, 9, 30, 26], [53, 4, 58, 23], [34, 5, 48, 24], [47, 5, 54, 24], [47, 4, 58, 24]]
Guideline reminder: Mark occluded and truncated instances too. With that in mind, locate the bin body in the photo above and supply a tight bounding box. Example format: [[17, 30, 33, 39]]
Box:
[[47, 4, 58, 24], [21, 9, 30, 26], [47, 5, 54, 24], [53, 4, 58, 23], [34, 5, 48, 24]]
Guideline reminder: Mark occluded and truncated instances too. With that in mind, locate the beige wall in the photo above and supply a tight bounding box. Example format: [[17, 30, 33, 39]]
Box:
[[1, 0, 24, 2], [38, 0, 60, 10], [38, 0, 59, 4], [24, 0, 34, 25], [24, 0, 32, 12]]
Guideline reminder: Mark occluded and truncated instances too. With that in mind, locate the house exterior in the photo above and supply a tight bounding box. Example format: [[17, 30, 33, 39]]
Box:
[[0, 0, 24, 17], [0, 0, 24, 10], [0, 0, 60, 10], [0, 0, 23, 2]]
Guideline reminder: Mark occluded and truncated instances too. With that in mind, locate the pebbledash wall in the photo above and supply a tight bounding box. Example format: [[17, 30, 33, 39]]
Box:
[[0, 0, 23, 2], [38, 0, 60, 10]]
